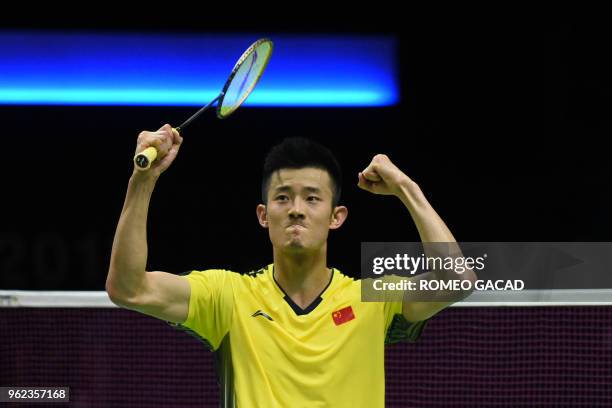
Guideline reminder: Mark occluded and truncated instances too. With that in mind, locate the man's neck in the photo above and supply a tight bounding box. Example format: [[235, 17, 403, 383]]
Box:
[[273, 249, 331, 309]]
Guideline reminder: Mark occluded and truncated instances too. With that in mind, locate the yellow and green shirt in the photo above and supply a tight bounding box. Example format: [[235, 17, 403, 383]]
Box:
[[173, 264, 428, 408]]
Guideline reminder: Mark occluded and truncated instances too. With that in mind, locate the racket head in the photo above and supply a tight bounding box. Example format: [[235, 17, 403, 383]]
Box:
[[216, 38, 273, 118]]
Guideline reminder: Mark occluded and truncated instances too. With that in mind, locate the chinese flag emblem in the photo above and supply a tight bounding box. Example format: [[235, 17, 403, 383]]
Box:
[[332, 306, 355, 326]]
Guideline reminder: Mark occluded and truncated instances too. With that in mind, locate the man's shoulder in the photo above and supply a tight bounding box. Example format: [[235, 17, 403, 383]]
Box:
[[181, 266, 268, 277], [180, 267, 272, 296], [333, 268, 362, 286], [327, 268, 362, 299], [242, 266, 268, 278], [188, 265, 273, 283]]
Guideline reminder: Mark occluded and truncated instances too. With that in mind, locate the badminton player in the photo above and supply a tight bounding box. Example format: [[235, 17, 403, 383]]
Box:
[[106, 125, 475, 407]]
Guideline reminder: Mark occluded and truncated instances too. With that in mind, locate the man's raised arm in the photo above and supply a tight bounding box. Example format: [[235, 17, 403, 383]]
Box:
[[358, 154, 477, 322], [105, 124, 190, 324]]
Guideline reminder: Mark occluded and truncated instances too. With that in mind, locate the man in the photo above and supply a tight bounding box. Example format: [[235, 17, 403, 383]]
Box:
[[106, 124, 475, 407]]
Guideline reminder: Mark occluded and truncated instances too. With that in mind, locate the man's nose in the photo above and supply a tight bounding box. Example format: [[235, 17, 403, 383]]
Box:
[[288, 198, 305, 218]]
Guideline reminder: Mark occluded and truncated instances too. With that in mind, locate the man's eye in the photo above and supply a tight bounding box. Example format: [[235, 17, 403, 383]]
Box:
[[276, 195, 288, 201], [307, 196, 320, 202]]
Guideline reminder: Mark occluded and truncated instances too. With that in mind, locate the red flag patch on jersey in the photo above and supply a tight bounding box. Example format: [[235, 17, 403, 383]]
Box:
[[332, 306, 355, 326]]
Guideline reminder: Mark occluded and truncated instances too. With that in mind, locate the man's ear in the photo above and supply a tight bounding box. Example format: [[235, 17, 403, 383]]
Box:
[[329, 206, 348, 230], [256, 204, 268, 228]]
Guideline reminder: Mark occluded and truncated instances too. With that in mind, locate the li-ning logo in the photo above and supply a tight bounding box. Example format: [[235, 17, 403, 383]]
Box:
[[252, 310, 274, 321]]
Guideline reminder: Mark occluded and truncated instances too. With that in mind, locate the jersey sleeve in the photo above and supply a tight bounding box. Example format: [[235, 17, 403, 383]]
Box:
[[383, 301, 429, 345], [171, 269, 235, 351], [361, 274, 430, 344]]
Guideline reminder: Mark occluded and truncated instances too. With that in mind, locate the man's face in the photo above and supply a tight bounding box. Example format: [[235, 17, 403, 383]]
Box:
[[258, 167, 345, 253]]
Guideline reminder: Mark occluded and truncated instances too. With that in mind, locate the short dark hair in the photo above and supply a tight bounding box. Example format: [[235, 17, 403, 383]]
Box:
[[261, 137, 342, 206]]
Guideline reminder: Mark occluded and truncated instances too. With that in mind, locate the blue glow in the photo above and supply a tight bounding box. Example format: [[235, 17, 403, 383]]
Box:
[[0, 32, 398, 106]]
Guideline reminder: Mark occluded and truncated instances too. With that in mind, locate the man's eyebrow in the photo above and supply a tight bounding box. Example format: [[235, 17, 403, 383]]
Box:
[[272, 185, 322, 193], [303, 186, 322, 194], [273, 185, 291, 193]]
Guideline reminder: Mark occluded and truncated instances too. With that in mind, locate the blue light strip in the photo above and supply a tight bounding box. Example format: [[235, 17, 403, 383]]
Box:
[[0, 32, 398, 106]]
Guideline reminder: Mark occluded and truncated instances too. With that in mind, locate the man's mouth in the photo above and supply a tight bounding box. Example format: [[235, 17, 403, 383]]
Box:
[[287, 224, 306, 230]]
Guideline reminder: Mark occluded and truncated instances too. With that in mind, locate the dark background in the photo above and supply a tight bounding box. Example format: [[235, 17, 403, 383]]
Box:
[[1, 14, 610, 290]]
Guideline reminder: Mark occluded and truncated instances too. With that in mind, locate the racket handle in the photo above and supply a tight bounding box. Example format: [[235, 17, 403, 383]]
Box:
[[133, 127, 181, 170], [134, 147, 158, 170]]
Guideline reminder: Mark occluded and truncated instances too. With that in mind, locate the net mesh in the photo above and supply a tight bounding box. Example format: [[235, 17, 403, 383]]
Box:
[[1, 306, 611, 407]]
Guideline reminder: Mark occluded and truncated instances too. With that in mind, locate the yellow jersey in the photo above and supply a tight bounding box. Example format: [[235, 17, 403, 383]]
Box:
[[173, 264, 428, 407]]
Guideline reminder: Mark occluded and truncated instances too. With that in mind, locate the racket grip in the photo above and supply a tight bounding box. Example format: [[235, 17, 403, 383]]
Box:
[[134, 147, 158, 170]]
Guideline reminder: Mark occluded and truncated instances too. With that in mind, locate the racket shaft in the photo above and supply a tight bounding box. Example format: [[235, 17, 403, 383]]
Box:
[[179, 95, 220, 129]]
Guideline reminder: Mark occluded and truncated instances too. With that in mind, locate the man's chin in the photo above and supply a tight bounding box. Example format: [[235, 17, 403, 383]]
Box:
[[284, 239, 307, 251]]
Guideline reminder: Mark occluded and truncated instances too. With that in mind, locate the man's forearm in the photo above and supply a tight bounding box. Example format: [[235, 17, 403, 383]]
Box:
[[106, 173, 157, 301], [396, 179, 456, 243], [397, 178, 476, 301]]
